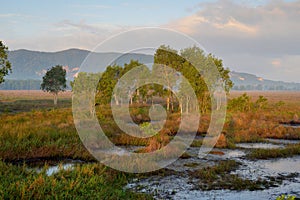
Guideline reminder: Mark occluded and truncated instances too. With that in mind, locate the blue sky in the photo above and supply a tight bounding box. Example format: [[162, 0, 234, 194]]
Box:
[[1, 0, 299, 82], [1, 0, 273, 48]]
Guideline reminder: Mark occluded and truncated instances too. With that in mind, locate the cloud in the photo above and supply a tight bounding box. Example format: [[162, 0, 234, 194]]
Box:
[[0, 13, 35, 19], [7, 20, 130, 52], [165, 0, 300, 82], [71, 4, 111, 9], [271, 59, 281, 67], [55, 20, 121, 35]]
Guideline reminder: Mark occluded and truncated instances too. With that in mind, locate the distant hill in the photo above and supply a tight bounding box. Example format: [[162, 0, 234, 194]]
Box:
[[230, 71, 300, 91], [6, 48, 154, 80], [2, 49, 299, 90]]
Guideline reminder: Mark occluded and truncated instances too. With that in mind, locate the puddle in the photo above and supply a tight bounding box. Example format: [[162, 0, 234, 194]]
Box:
[[236, 143, 284, 149], [35, 163, 74, 176], [281, 124, 300, 128], [45, 163, 74, 176], [265, 138, 300, 145], [30, 159, 87, 176]]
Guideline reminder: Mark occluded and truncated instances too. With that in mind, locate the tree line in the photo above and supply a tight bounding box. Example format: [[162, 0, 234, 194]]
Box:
[[73, 45, 233, 114]]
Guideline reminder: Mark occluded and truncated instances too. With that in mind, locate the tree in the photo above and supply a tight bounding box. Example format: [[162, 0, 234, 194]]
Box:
[[0, 41, 12, 84], [154, 45, 183, 112], [121, 60, 149, 104], [41, 65, 66, 105], [96, 65, 122, 105], [154, 45, 233, 114], [72, 72, 101, 116]]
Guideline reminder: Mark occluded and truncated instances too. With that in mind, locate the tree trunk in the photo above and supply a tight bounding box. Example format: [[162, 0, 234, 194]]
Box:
[[136, 89, 140, 103], [186, 96, 190, 114], [179, 101, 183, 114], [130, 95, 133, 105], [171, 93, 174, 112], [166, 96, 170, 111], [53, 92, 58, 105], [114, 94, 119, 105]]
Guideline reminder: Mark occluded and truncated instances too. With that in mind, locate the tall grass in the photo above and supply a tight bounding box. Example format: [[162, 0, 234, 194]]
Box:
[[0, 161, 152, 199]]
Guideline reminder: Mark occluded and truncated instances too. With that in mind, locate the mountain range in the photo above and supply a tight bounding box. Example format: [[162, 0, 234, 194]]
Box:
[[2, 48, 300, 90], [6, 48, 153, 80], [230, 71, 300, 91]]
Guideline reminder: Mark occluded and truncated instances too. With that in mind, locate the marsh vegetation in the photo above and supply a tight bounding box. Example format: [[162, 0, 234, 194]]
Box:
[[0, 90, 300, 199]]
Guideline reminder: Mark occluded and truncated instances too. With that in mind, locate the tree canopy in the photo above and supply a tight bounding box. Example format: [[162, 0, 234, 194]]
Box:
[[0, 41, 12, 84], [41, 65, 67, 105], [91, 45, 233, 114]]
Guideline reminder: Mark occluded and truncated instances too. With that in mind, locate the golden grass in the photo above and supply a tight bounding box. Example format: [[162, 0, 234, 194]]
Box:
[[0, 90, 72, 101]]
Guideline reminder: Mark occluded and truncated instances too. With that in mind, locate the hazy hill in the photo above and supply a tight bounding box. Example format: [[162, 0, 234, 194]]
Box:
[[7, 48, 154, 80], [2, 49, 300, 90], [230, 71, 300, 90]]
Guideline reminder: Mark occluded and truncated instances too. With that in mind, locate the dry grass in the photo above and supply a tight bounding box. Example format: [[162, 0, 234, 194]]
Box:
[[0, 90, 72, 101]]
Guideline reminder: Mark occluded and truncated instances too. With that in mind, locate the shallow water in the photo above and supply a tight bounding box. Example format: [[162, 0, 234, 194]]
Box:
[[45, 163, 74, 176], [264, 156, 300, 174], [173, 179, 300, 200], [282, 124, 300, 128], [265, 138, 300, 145], [34, 163, 74, 176], [126, 143, 300, 199], [236, 143, 284, 149]]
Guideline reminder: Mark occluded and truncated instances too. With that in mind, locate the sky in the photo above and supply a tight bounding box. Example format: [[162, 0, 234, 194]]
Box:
[[1, 0, 299, 82]]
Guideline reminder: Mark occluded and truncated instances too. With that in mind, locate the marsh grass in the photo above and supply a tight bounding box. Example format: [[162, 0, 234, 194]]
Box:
[[1, 90, 300, 197], [0, 107, 94, 161], [190, 160, 287, 191], [247, 144, 300, 159], [0, 161, 152, 199]]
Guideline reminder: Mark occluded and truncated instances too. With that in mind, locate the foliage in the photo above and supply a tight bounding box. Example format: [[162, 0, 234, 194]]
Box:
[[94, 45, 233, 114], [228, 93, 251, 112], [154, 45, 233, 113], [228, 93, 268, 112], [0, 41, 12, 84], [254, 95, 268, 109], [96, 65, 122, 104], [72, 72, 101, 115], [41, 65, 67, 105], [276, 194, 296, 200]]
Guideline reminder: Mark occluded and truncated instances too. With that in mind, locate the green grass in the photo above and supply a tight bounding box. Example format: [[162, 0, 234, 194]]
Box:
[[247, 144, 300, 159], [0, 108, 94, 161], [191, 160, 240, 182], [0, 161, 152, 199]]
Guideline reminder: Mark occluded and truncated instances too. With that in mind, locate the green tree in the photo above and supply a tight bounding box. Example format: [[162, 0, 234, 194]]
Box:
[[0, 41, 12, 84], [228, 93, 251, 112], [121, 60, 150, 104], [154, 45, 233, 114], [254, 95, 268, 109], [41, 65, 66, 105], [96, 65, 122, 105], [72, 72, 101, 115], [154, 45, 183, 111]]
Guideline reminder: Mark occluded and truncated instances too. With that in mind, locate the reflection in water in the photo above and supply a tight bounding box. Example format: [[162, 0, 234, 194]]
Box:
[[264, 156, 300, 173]]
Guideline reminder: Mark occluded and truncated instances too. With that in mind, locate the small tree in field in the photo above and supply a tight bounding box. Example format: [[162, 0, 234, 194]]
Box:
[[41, 65, 66, 105], [0, 41, 12, 84]]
